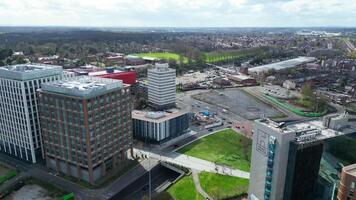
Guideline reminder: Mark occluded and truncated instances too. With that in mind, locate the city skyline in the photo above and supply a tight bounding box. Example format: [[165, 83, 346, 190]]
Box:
[[0, 0, 355, 27]]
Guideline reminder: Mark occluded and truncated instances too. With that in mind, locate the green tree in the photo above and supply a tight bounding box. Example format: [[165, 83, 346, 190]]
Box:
[[301, 84, 314, 100]]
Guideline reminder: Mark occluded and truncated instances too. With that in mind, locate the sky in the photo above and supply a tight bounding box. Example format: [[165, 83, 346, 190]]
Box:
[[0, 0, 355, 27]]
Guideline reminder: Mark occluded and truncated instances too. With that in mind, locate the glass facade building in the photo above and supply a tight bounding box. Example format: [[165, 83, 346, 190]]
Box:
[[132, 110, 189, 144]]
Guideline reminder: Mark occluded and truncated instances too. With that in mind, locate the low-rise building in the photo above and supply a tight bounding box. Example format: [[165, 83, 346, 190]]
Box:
[[282, 80, 296, 90], [132, 109, 189, 144], [227, 74, 257, 85]]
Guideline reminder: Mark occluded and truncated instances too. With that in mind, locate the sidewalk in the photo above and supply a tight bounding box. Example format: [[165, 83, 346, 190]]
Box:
[[192, 169, 212, 200], [134, 148, 250, 179]]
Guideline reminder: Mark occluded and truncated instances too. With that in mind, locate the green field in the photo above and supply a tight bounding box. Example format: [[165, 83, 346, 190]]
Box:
[[133, 52, 188, 64], [199, 172, 249, 199], [204, 47, 270, 63], [167, 176, 204, 200], [0, 167, 16, 185], [177, 129, 252, 172]]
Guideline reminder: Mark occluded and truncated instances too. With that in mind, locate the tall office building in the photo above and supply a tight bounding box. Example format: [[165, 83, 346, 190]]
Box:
[[337, 164, 356, 200], [0, 64, 64, 163], [147, 63, 176, 110], [38, 76, 132, 184], [249, 118, 353, 200]]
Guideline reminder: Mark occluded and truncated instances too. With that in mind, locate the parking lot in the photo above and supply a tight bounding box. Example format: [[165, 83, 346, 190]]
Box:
[[191, 89, 283, 120]]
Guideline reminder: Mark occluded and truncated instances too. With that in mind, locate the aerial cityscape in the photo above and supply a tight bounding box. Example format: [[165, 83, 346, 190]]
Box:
[[0, 1, 356, 200]]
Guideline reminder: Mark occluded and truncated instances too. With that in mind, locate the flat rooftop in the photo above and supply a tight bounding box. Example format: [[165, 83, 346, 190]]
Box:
[[88, 69, 123, 76], [256, 117, 354, 144], [132, 109, 188, 123], [0, 64, 63, 80], [148, 63, 175, 73], [344, 164, 356, 177], [41, 76, 123, 98], [249, 57, 316, 74], [228, 74, 254, 80]]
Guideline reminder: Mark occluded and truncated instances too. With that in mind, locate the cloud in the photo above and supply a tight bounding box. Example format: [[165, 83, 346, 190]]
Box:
[[0, 0, 354, 27]]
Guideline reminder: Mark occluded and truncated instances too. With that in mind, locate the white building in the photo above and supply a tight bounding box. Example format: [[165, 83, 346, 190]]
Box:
[[147, 63, 176, 110], [0, 64, 64, 163], [282, 80, 296, 90]]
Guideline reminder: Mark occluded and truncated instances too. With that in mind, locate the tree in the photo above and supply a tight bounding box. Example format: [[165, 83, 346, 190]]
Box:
[[301, 84, 314, 100], [0, 48, 13, 60], [15, 56, 27, 64]]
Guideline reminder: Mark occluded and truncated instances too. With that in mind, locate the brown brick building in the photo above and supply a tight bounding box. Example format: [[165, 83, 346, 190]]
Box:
[[337, 164, 356, 200], [38, 76, 132, 184]]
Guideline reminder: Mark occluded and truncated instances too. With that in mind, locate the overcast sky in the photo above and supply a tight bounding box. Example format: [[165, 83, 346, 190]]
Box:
[[0, 0, 355, 27]]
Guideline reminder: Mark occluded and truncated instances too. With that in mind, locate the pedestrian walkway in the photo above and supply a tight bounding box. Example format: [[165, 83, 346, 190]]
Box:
[[192, 169, 212, 200], [133, 148, 250, 179]]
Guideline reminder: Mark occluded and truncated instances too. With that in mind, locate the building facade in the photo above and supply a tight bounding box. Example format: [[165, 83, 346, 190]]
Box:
[[248, 118, 352, 200], [147, 63, 176, 110], [132, 110, 189, 144], [0, 64, 64, 163], [337, 164, 356, 200], [38, 76, 132, 184]]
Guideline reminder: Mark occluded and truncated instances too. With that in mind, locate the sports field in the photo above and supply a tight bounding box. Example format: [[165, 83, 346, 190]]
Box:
[[134, 52, 188, 64]]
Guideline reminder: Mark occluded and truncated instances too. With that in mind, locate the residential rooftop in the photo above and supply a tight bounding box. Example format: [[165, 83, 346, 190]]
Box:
[[249, 57, 316, 74], [132, 109, 188, 123], [41, 76, 123, 98], [0, 64, 63, 80]]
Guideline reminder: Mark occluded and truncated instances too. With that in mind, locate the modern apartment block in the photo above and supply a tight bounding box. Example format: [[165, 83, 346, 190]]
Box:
[[0, 64, 64, 163], [337, 164, 356, 200], [147, 63, 176, 110], [38, 76, 132, 184], [132, 109, 189, 144], [249, 118, 353, 200]]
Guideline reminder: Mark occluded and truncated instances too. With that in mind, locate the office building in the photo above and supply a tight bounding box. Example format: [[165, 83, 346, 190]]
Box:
[[337, 164, 356, 200], [147, 63, 176, 110], [132, 109, 189, 144], [38, 76, 132, 184], [249, 118, 353, 200], [0, 64, 64, 163]]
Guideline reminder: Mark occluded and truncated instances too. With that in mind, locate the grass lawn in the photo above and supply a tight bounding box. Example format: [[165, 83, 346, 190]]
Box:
[[199, 172, 249, 199], [177, 129, 252, 172], [134, 52, 188, 64], [167, 176, 204, 200]]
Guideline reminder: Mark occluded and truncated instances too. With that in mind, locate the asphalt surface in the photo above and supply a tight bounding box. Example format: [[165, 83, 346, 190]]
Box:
[[110, 164, 181, 200]]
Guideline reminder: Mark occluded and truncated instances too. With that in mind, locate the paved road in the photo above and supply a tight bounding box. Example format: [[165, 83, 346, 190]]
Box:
[[134, 148, 250, 179]]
